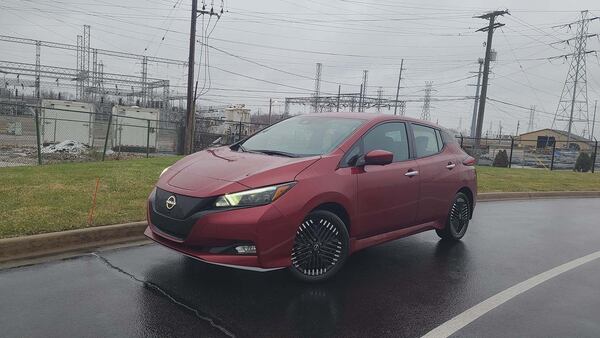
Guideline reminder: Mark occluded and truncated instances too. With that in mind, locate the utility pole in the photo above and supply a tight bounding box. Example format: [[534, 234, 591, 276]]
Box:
[[515, 120, 520, 136], [474, 10, 509, 145], [592, 100, 597, 141], [360, 70, 368, 112], [184, 0, 198, 155], [34, 40, 42, 165], [528, 105, 536, 132], [184, 1, 222, 154], [469, 58, 484, 137], [498, 121, 503, 138], [268, 98, 273, 124], [336, 84, 341, 112], [394, 59, 404, 115], [358, 83, 363, 112]]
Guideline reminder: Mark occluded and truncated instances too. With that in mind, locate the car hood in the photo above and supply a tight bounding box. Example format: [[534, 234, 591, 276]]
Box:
[[157, 147, 320, 197]]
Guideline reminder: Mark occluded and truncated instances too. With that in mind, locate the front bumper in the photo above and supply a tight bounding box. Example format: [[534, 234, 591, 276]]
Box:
[[144, 227, 283, 271], [145, 189, 298, 270]]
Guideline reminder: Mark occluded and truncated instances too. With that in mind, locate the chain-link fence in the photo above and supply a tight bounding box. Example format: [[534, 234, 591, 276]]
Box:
[[458, 136, 599, 172], [0, 100, 276, 167], [0, 101, 180, 167], [0, 102, 39, 167], [193, 117, 269, 151]]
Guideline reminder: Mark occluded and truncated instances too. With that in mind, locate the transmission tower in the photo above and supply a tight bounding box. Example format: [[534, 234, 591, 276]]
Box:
[[83, 25, 90, 100], [141, 56, 148, 105], [376, 87, 383, 113], [527, 105, 536, 132], [313, 62, 322, 112], [421, 81, 433, 121], [398, 101, 406, 116], [551, 10, 599, 145], [360, 70, 368, 111], [76, 34, 82, 100]]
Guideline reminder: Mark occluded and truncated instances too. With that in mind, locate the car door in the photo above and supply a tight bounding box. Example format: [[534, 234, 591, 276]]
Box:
[[411, 124, 459, 224], [355, 122, 420, 238]]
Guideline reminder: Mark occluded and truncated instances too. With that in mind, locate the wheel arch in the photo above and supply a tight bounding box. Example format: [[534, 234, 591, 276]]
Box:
[[457, 186, 474, 219], [311, 202, 351, 234]]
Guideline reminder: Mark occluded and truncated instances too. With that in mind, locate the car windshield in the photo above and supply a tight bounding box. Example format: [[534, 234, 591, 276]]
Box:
[[239, 116, 364, 157]]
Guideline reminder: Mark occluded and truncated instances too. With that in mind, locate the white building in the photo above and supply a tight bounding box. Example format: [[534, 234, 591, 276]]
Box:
[[112, 105, 160, 150], [204, 104, 251, 136], [41, 99, 95, 145]]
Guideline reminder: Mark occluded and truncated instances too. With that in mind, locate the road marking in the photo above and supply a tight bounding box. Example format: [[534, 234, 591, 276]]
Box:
[[422, 250, 600, 338]]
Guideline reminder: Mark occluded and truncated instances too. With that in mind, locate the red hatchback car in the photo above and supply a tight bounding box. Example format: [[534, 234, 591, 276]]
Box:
[[145, 113, 477, 281]]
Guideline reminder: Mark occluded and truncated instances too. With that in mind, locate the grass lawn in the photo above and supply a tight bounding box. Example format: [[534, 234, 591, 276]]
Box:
[[1, 160, 599, 238], [0, 157, 181, 239], [476, 166, 600, 193]]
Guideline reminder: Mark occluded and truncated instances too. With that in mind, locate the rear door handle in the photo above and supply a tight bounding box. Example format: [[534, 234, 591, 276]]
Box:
[[446, 163, 456, 170], [405, 170, 419, 177]]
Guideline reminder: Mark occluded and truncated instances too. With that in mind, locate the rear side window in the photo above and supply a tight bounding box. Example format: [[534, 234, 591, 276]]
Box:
[[441, 129, 459, 145], [435, 129, 444, 149], [412, 124, 440, 158], [363, 122, 410, 162]]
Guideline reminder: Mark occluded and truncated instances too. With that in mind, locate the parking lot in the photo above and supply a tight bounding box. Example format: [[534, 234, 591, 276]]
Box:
[[1, 198, 599, 337]]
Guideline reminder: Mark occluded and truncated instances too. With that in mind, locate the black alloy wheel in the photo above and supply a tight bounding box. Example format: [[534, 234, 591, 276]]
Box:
[[290, 210, 349, 282], [436, 192, 471, 241]]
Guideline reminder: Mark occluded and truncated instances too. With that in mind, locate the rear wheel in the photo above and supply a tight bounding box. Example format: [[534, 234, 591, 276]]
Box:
[[436, 192, 471, 241], [289, 210, 349, 282]]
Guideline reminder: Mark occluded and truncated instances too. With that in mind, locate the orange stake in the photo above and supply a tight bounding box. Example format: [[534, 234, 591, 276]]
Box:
[[87, 177, 100, 226]]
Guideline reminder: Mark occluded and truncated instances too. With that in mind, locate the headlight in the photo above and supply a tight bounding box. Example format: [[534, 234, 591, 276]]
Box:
[[159, 166, 171, 178], [214, 182, 296, 208]]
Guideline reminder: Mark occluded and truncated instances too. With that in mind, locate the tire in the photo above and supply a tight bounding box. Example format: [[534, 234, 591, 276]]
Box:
[[289, 210, 349, 282], [436, 192, 471, 241]]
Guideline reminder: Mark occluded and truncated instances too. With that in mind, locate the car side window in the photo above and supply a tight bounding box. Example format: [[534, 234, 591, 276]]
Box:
[[363, 122, 410, 162], [435, 129, 444, 149], [412, 124, 440, 158], [441, 129, 458, 145]]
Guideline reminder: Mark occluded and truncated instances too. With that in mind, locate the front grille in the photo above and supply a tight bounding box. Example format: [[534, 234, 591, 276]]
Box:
[[150, 188, 216, 239], [154, 188, 214, 220]]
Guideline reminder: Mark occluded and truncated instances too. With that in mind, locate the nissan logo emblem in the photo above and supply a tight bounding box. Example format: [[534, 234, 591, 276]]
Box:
[[165, 195, 177, 210]]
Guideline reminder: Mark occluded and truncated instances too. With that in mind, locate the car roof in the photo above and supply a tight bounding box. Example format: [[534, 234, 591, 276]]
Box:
[[302, 112, 439, 127]]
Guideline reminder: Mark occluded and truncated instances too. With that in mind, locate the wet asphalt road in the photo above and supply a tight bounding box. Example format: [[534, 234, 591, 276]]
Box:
[[1, 198, 600, 338]]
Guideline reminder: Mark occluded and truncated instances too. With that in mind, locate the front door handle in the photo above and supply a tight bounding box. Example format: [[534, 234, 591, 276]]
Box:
[[446, 162, 456, 170], [405, 170, 419, 177]]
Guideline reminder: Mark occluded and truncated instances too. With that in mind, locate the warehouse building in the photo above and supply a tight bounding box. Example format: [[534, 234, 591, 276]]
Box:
[[518, 128, 592, 151]]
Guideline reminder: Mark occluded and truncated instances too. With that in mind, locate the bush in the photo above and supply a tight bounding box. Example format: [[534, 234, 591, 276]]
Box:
[[574, 152, 592, 172], [493, 149, 509, 167]]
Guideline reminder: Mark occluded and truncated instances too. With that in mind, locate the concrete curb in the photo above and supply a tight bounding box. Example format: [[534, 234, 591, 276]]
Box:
[[478, 191, 600, 202], [2, 191, 600, 265], [0, 221, 148, 264]]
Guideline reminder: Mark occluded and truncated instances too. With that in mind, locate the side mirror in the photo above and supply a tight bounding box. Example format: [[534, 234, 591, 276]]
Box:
[[364, 150, 393, 166]]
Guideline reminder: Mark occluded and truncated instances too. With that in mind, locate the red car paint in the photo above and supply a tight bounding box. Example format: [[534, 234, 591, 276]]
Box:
[[145, 113, 477, 271]]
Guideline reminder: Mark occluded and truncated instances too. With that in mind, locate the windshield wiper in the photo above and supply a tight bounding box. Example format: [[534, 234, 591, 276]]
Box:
[[250, 149, 299, 158]]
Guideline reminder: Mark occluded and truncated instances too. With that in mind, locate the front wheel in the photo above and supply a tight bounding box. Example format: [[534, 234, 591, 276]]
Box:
[[436, 192, 471, 241], [289, 210, 349, 282]]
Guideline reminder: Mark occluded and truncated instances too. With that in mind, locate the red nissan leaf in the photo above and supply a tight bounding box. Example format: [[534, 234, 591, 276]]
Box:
[[145, 113, 477, 282]]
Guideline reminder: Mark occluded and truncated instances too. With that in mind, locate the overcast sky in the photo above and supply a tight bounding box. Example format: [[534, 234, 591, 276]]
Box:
[[1, 0, 600, 137]]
